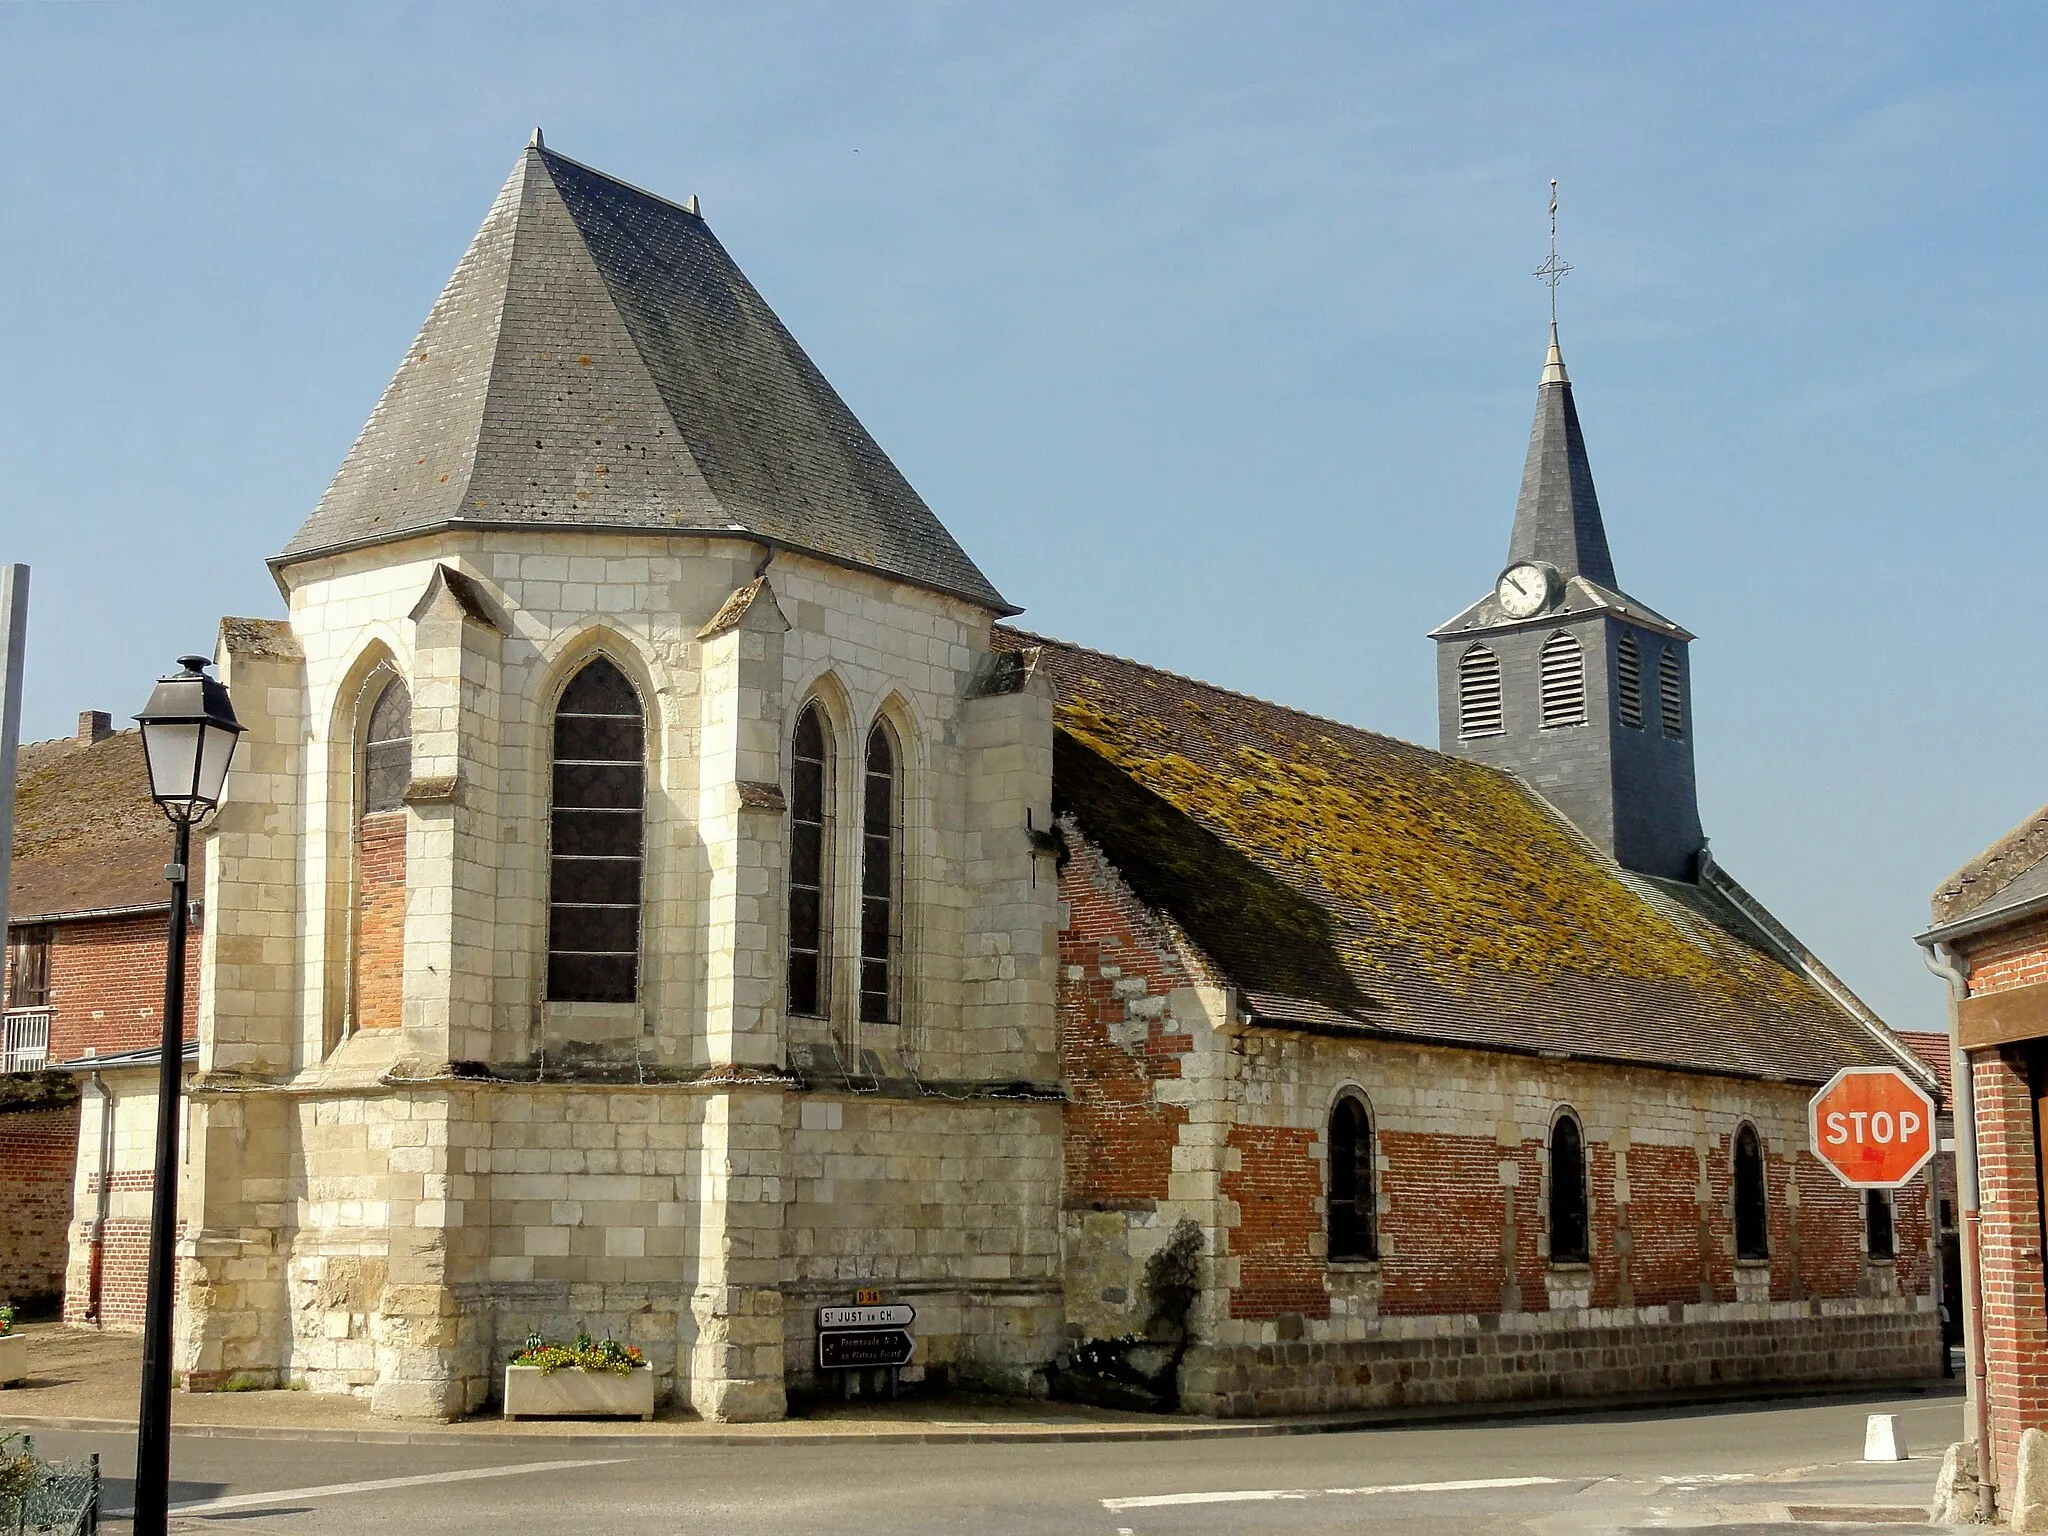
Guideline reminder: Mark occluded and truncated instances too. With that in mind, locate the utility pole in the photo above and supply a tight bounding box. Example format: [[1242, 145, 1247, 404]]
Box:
[[0, 565, 28, 939]]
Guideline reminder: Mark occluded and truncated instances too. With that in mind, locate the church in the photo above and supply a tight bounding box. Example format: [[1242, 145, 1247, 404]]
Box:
[[77, 137, 1936, 1419]]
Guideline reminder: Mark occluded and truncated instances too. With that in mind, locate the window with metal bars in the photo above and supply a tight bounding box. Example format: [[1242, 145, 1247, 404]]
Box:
[[1327, 1094, 1378, 1262], [362, 677, 412, 813], [1457, 645, 1503, 738], [545, 658, 644, 1004], [1734, 1123, 1769, 1260], [1539, 631, 1586, 729], [1658, 648, 1685, 738], [1616, 633, 1644, 730], [1549, 1111, 1589, 1263], [788, 703, 831, 1017], [859, 724, 900, 1025]]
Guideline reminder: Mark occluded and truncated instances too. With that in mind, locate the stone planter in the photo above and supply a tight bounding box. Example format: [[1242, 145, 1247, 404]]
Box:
[[0, 1333, 26, 1387], [503, 1363, 655, 1421]]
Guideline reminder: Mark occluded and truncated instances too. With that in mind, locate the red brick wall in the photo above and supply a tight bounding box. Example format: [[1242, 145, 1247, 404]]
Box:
[[1056, 822, 1929, 1333], [64, 1217, 154, 1328], [1962, 915, 2048, 996], [1970, 1046, 2048, 1493], [1223, 1124, 1325, 1319], [1058, 840, 1190, 1210], [43, 912, 200, 1062], [354, 810, 406, 1030], [1379, 1131, 1506, 1315], [0, 1102, 80, 1303]]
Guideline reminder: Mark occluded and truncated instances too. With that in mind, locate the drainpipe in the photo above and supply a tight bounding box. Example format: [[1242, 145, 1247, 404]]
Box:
[[1923, 941, 1992, 1504], [85, 1070, 115, 1325]]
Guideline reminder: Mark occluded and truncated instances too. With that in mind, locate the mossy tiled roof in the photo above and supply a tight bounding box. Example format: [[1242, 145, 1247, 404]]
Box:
[[9, 730, 190, 923], [1008, 628, 1899, 1085]]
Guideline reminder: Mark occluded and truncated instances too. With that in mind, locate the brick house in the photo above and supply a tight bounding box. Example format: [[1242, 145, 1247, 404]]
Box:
[[1922, 814, 2048, 1503], [3, 712, 198, 1323], [87, 136, 1935, 1421]]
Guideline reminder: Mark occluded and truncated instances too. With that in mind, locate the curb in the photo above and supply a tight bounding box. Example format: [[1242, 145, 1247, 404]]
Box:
[[0, 1377, 1959, 1451]]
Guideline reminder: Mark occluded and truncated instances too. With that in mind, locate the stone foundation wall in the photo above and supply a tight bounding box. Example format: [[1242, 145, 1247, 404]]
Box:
[[1178, 1299, 1940, 1417]]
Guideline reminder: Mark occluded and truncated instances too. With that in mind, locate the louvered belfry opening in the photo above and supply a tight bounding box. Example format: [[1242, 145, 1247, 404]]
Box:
[[859, 724, 899, 1026], [1616, 633, 1644, 730], [788, 704, 831, 1017], [546, 658, 645, 1004], [1734, 1123, 1769, 1260], [1549, 1112, 1590, 1263], [1658, 647, 1685, 738], [1458, 645, 1503, 738], [1539, 631, 1587, 729], [1327, 1095, 1378, 1262]]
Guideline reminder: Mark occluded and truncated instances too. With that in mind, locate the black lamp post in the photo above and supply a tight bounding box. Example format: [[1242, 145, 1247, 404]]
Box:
[[130, 655, 242, 1536]]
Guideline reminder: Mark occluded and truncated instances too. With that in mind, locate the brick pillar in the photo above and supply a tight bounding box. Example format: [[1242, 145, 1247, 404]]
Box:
[[1973, 1046, 2048, 1495]]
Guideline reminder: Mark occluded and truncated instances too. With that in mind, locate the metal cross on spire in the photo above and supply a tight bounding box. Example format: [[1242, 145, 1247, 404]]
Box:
[[1534, 178, 1572, 328]]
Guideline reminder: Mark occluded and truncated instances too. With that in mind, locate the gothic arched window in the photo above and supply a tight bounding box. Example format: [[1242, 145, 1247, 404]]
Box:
[[859, 723, 900, 1026], [1865, 1189, 1895, 1260], [1616, 633, 1645, 730], [1549, 1111, 1590, 1263], [1734, 1123, 1769, 1260], [788, 703, 831, 1017], [1327, 1094, 1378, 1263], [1539, 632, 1587, 730], [546, 658, 644, 1004], [1458, 645, 1503, 738], [363, 678, 412, 813], [354, 676, 411, 1031], [1659, 647, 1686, 739]]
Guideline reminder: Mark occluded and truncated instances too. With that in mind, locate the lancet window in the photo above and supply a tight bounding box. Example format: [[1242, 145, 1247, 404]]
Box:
[[1327, 1094, 1378, 1263], [1549, 1111, 1590, 1263], [859, 723, 900, 1026], [788, 704, 831, 1017], [545, 658, 644, 1004]]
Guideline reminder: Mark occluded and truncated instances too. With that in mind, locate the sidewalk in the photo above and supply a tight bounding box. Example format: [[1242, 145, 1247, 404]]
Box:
[[0, 1323, 1276, 1445], [0, 1321, 1962, 1451]]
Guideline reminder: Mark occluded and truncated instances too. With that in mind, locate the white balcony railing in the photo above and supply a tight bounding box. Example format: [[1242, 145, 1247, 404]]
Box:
[[2, 1007, 53, 1073]]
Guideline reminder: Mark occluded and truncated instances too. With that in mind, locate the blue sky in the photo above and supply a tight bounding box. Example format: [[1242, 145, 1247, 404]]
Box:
[[3, 2, 2043, 1030]]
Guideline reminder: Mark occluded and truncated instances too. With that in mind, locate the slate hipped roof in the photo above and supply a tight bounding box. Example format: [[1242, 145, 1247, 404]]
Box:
[[278, 138, 1011, 614], [1005, 628, 1909, 1086], [1508, 328, 1617, 587]]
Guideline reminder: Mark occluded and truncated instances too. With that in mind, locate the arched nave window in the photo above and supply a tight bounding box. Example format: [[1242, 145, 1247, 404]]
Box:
[[1327, 1094, 1378, 1263], [546, 658, 644, 1004], [788, 703, 831, 1018]]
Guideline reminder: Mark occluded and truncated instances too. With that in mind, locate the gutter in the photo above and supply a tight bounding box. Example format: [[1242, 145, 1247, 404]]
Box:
[[1921, 938, 1993, 1509], [1917, 888, 2048, 950]]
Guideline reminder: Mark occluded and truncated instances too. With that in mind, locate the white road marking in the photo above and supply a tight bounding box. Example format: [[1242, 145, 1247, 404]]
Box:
[[1100, 1473, 1565, 1511], [108, 1457, 627, 1519]]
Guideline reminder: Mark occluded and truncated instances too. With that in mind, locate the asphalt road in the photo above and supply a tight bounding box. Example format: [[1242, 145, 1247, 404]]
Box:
[[18, 1387, 1961, 1535]]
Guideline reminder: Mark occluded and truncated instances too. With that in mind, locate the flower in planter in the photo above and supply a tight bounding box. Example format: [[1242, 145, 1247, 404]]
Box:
[[0, 1304, 15, 1338], [507, 1329, 645, 1377]]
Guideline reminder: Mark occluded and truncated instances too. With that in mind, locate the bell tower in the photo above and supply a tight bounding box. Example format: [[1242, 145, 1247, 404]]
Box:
[[1429, 198, 1704, 880]]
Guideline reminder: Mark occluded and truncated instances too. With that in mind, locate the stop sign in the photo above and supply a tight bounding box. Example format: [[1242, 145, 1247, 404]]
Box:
[[1808, 1066, 1937, 1189]]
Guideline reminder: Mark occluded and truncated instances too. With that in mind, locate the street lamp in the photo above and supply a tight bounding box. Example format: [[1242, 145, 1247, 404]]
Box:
[[130, 655, 242, 1536]]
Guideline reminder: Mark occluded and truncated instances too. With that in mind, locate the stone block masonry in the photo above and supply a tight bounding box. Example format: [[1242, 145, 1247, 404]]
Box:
[[1180, 1303, 1939, 1417]]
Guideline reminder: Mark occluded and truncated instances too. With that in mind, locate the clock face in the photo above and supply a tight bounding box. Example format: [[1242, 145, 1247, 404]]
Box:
[[1496, 562, 1555, 619]]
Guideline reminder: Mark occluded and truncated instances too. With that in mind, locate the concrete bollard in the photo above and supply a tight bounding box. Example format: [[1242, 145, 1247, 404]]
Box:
[[1864, 1414, 1908, 1462]]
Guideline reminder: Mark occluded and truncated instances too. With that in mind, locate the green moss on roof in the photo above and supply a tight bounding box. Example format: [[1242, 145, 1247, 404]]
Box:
[[1013, 628, 1894, 1083]]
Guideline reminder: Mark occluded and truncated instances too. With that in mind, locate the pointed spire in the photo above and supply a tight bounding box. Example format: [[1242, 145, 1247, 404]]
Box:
[[1507, 326, 1616, 587], [530, 125, 544, 149]]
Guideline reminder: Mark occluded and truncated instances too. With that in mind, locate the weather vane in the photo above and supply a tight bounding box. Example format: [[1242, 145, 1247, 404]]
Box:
[[1534, 178, 1571, 328]]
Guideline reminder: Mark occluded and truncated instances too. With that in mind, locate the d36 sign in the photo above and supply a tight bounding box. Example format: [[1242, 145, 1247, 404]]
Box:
[[1808, 1066, 1937, 1189]]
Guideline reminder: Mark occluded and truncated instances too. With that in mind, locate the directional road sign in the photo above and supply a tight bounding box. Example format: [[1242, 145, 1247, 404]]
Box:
[[818, 1328, 915, 1370]]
